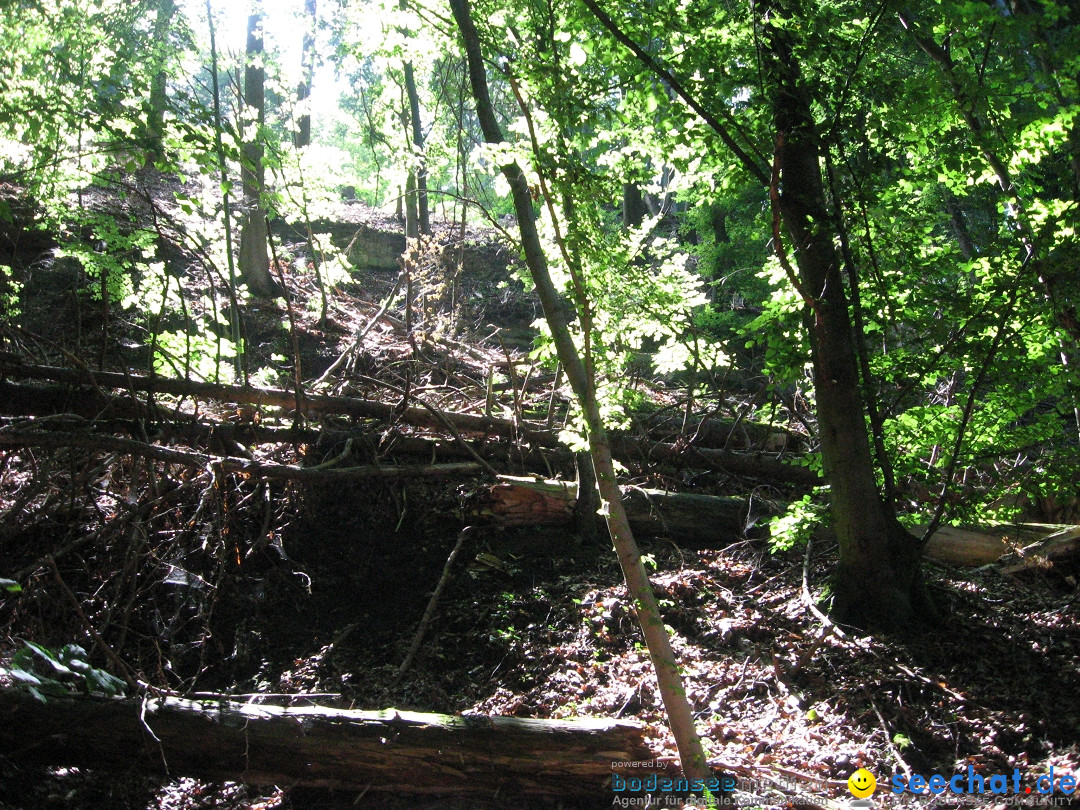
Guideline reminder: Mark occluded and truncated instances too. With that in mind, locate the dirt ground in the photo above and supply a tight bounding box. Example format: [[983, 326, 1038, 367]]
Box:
[[2, 508, 1077, 809]]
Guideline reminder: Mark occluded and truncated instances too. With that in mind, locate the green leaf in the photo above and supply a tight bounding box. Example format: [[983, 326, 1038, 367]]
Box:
[[23, 640, 74, 677], [9, 668, 43, 686], [86, 668, 127, 696]]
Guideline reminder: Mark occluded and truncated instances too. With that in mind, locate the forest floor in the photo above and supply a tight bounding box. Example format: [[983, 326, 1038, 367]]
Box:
[[0, 174, 1078, 810]]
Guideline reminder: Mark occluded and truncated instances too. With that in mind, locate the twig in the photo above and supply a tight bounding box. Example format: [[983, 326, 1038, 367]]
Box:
[[140, 690, 170, 776], [305, 437, 355, 470], [797, 537, 965, 701], [864, 687, 913, 779], [545, 361, 563, 429], [390, 526, 472, 686], [355, 375, 501, 478], [496, 333, 524, 428], [14, 478, 194, 580], [313, 274, 404, 389], [801, 533, 845, 638], [919, 279, 1023, 549]]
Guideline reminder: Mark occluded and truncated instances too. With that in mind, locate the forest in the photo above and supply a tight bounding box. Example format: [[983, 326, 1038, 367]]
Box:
[[0, 0, 1078, 807]]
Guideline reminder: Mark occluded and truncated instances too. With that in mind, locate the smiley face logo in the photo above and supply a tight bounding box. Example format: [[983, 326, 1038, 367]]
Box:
[[847, 768, 877, 799]]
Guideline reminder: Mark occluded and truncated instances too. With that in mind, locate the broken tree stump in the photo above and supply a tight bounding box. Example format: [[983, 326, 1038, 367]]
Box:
[[0, 688, 658, 798]]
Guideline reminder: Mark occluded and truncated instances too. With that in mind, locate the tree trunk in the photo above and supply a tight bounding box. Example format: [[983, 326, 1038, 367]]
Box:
[[0, 360, 562, 446], [760, 1, 930, 630], [403, 169, 419, 239], [609, 436, 819, 486], [403, 60, 430, 234], [0, 689, 655, 799], [143, 0, 176, 166], [238, 4, 277, 298], [294, 0, 316, 148], [622, 183, 647, 228], [644, 414, 798, 451], [450, 0, 710, 785]]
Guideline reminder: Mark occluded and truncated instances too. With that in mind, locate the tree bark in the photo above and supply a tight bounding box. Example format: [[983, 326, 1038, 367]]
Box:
[[643, 414, 798, 451], [622, 183, 647, 228], [143, 0, 177, 166], [997, 525, 1080, 574], [403, 60, 430, 235], [759, 1, 930, 629], [449, 0, 710, 784], [918, 524, 1059, 567], [238, 4, 278, 298], [0, 689, 655, 798], [294, 0, 316, 149], [609, 437, 819, 485]]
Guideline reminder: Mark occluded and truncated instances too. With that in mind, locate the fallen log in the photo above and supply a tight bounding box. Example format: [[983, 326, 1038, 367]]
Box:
[[610, 437, 821, 486], [474, 475, 766, 545], [0, 689, 656, 798], [921, 524, 1017, 566], [1000, 525, 1080, 574], [645, 414, 801, 452], [0, 415, 574, 478], [480, 483, 1080, 564], [274, 218, 406, 272], [0, 360, 819, 484], [0, 380, 165, 421], [920, 523, 1080, 569], [0, 429, 483, 483], [0, 359, 561, 448]]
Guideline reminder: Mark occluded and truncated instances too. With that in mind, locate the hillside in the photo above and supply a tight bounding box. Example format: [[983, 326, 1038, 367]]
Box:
[[0, 172, 1078, 809]]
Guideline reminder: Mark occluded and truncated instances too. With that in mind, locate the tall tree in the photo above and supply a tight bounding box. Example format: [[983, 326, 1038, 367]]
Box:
[[402, 59, 430, 235], [238, 1, 278, 298], [449, 0, 711, 786], [143, 0, 178, 166], [399, 0, 430, 236], [754, 0, 929, 627], [577, 0, 931, 629], [294, 0, 317, 149]]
